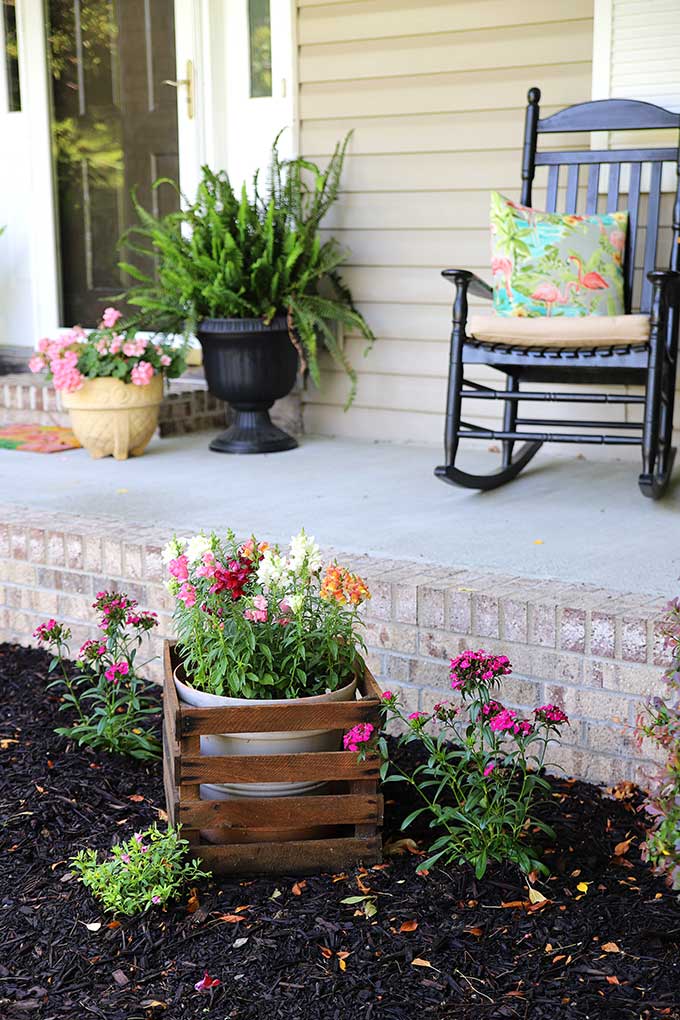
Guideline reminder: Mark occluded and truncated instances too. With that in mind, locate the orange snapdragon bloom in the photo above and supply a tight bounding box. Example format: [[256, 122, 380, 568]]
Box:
[[239, 538, 269, 562], [320, 564, 370, 606]]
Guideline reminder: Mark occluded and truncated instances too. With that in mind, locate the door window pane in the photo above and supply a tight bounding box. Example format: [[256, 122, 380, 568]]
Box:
[[2, 0, 21, 112], [45, 0, 179, 326], [248, 0, 271, 98]]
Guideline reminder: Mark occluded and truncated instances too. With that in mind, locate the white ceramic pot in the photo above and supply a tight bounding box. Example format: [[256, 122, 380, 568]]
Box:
[[174, 670, 357, 802]]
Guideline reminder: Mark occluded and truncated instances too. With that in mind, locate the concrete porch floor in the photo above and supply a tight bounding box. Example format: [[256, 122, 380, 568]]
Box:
[[1, 432, 678, 597]]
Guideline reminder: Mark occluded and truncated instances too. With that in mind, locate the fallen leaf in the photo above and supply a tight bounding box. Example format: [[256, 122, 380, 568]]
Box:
[[356, 875, 371, 894], [320, 947, 333, 959], [338, 957, 347, 971], [528, 887, 548, 904], [464, 927, 484, 937], [576, 882, 590, 893], [400, 919, 418, 933], [85, 921, 102, 932], [291, 880, 306, 896], [156, 808, 169, 822], [601, 942, 621, 953], [411, 958, 432, 968], [336, 951, 350, 960], [544, 943, 553, 953], [107, 921, 121, 930], [186, 889, 200, 914], [614, 838, 633, 856], [606, 975, 620, 985], [128, 794, 144, 803], [0, 738, 18, 748], [216, 914, 244, 923], [383, 837, 423, 856], [112, 969, 129, 986], [233, 937, 248, 948], [140, 1000, 167, 1010]]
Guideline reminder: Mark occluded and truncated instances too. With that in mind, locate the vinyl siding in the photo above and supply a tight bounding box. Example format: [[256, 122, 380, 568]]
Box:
[[297, 0, 598, 443]]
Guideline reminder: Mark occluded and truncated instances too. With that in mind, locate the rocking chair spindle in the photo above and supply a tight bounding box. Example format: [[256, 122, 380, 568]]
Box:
[[435, 87, 680, 499]]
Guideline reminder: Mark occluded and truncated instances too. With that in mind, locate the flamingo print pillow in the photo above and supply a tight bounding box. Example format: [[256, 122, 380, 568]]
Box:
[[489, 191, 627, 317]]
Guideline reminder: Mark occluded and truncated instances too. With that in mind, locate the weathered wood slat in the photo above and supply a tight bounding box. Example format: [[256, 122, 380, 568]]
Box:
[[196, 837, 382, 876], [178, 792, 383, 828], [178, 750, 380, 785], [180, 700, 379, 736]]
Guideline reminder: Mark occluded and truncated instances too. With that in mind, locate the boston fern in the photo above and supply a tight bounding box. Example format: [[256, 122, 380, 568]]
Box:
[[120, 134, 373, 405]]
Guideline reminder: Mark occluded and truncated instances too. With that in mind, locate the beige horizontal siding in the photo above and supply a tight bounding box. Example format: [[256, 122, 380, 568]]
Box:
[[297, 1, 598, 444], [298, 0, 680, 455]]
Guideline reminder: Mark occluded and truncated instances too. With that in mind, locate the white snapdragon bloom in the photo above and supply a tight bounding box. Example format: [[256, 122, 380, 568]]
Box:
[[161, 536, 186, 565], [287, 592, 304, 614], [256, 549, 288, 589], [288, 529, 322, 577], [185, 533, 211, 564]]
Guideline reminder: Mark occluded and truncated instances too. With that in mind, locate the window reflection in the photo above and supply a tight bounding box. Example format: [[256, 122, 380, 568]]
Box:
[[3, 0, 21, 112], [248, 0, 271, 98]]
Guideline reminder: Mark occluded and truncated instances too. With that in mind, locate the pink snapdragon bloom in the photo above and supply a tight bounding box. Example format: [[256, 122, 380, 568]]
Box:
[[244, 594, 268, 623], [343, 722, 375, 752], [483, 761, 496, 777], [131, 360, 154, 386], [101, 307, 122, 328], [196, 552, 217, 579], [28, 355, 44, 374], [178, 583, 197, 608], [194, 971, 221, 993], [169, 555, 189, 581], [275, 598, 293, 626]]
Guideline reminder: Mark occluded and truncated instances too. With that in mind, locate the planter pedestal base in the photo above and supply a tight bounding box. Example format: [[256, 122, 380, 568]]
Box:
[[209, 408, 298, 455]]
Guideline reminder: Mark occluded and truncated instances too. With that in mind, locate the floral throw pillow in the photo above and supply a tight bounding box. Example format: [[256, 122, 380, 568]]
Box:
[[490, 191, 627, 317]]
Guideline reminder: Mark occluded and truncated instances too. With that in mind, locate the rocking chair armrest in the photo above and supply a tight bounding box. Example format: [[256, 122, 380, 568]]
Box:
[[442, 269, 493, 301], [647, 269, 680, 304]]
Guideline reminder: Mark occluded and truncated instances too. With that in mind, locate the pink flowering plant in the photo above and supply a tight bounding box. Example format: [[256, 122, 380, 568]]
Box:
[[34, 592, 161, 760], [377, 650, 569, 878], [165, 528, 370, 699], [70, 824, 209, 916], [28, 305, 186, 393], [634, 599, 680, 891]]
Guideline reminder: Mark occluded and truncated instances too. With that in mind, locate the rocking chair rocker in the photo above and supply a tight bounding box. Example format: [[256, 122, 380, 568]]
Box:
[[435, 87, 680, 499]]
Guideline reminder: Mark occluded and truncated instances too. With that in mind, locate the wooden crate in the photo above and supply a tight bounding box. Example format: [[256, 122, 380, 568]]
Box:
[[162, 641, 383, 875]]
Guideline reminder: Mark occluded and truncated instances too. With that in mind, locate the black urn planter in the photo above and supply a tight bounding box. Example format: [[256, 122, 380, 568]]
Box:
[[197, 316, 299, 454]]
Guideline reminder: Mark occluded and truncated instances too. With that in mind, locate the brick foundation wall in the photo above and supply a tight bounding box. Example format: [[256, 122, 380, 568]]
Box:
[[0, 503, 670, 788]]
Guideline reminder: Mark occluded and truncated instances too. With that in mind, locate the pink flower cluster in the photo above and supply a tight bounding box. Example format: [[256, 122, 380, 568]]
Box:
[[244, 594, 268, 623], [33, 618, 60, 642], [78, 639, 106, 662], [131, 360, 155, 387], [488, 707, 533, 737], [104, 660, 129, 684], [449, 650, 512, 693], [29, 331, 87, 392], [534, 704, 569, 726], [343, 722, 374, 751]]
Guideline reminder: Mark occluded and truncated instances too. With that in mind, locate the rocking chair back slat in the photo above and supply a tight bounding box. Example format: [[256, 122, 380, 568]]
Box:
[[641, 161, 663, 310], [586, 164, 600, 214], [607, 163, 621, 212], [546, 164, 559, 212], [565, 164, 580, 214], [626, 162, 642, 311]]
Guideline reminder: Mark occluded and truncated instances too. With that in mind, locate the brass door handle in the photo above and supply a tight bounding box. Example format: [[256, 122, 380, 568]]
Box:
[[163, 59, 194, 119]]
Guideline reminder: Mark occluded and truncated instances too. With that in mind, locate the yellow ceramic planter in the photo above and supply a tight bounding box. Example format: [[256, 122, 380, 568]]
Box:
[[61, 376, 164, 461]]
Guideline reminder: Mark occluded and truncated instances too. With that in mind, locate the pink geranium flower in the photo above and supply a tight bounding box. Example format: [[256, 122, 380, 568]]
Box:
[[131, 360, 155, 387], [101, 307, 122, 328]]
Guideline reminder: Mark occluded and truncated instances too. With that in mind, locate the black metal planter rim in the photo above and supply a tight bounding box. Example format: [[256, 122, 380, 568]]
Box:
[[197, 316, 290, 334]]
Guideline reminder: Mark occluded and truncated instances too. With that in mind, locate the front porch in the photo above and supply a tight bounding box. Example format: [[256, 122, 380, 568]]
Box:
[[0, 428, 675, 788]]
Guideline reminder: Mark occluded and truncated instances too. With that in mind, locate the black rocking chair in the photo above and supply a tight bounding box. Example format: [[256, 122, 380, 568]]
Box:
[[436, 87, 680, 499]]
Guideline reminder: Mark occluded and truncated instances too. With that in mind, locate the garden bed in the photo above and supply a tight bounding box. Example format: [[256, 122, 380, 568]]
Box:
[[1, 642, 679, 1020]]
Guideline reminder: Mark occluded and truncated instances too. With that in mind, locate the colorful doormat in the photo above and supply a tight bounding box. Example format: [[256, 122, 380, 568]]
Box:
[[0, 424, 81, 453]]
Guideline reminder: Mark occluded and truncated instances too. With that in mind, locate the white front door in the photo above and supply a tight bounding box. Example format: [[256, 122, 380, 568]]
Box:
[[222, 0, 296, 191]]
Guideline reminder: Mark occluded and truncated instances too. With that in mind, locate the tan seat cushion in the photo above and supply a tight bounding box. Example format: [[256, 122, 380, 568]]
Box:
[[467, 314, 650, 349]]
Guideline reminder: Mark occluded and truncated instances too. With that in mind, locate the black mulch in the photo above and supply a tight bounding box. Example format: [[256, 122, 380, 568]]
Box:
[[1, 643, 679, 1020]]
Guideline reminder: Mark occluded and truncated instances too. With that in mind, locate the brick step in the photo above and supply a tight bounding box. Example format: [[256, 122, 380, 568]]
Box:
[[0, 372, 302, 438]]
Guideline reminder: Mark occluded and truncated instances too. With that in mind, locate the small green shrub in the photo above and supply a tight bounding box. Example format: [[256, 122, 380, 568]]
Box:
[[70, 825, 210, 916]]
